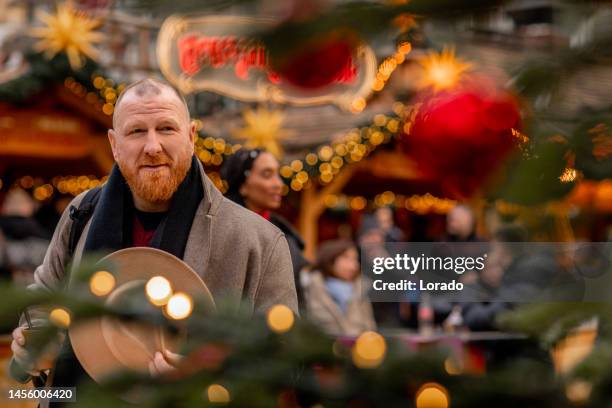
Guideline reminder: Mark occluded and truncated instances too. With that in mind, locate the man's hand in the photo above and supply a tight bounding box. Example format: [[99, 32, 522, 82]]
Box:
[[148, 349, 182, 377], [11, 327, 41, 377]]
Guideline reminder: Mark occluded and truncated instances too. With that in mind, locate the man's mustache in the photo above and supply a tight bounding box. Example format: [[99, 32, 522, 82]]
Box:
[[138, 155, 172, 166]]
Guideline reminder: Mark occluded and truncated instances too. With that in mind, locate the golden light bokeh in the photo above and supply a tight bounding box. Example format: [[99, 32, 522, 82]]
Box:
[[89, 270, 116, 297], [296, 171, 309, 184], [165, 292, 194, 320], [565, 380, 592, 405], [350, 97, 366, 113], [318, 146, 334, 162], [145, 276, 173, 306], [290, 179, 303, 191], [280, 165, 293, 178], [418, 47, 472, 92], [290, 160, 304, 172], [102, 103, 114, 116], [206, 384, 231, 404], [444, 357, 462, 376], [49, 307, 71, 328], [305, 153, 319, 165], [320, 173, 333, 183], [415, 383, 450, 408], [349, 196, 367, 211], [267, 304, 295, 333], [324, 194, 340, 208], [352, 331, 386, 369]]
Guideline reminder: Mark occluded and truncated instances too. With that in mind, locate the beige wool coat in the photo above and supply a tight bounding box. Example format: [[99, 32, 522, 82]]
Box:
[[304, 271, 376, 337], [25, 161, 298, 315]]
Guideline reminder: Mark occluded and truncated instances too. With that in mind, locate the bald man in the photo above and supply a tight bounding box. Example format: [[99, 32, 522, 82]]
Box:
[[10, 78, 297, 394]]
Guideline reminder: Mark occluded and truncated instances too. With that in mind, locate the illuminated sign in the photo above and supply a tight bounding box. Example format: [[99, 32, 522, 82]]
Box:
[[157, 15, 376, 110]]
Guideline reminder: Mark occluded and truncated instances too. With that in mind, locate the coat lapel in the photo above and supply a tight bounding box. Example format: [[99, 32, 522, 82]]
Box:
[[73, 160, 222, 283], [182, 160, 222, 280]]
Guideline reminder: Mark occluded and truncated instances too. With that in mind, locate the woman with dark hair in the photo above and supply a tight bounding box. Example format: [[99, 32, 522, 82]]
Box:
[[304, 239, 376, 336], [220, 148, 308, 309]]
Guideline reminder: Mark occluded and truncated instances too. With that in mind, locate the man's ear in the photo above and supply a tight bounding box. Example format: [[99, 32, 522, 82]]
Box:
[[108, 129, 118, 161], [189, 121, 197, 145]]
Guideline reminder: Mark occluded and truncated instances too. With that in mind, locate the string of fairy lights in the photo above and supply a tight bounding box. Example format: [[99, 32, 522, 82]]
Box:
[[2, 173, 459, 214], [3, 100, 421, 213]]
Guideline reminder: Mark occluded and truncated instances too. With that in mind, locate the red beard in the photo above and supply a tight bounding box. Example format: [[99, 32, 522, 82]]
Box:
[[118, 151, 191, 203]]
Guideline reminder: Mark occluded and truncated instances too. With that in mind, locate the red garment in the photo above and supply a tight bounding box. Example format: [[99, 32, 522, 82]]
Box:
[[132, 216, 156, 247], [256, 210, 271, 221]]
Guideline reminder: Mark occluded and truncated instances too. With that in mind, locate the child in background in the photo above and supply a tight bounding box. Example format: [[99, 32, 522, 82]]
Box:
[[305, 239, 376, 337]]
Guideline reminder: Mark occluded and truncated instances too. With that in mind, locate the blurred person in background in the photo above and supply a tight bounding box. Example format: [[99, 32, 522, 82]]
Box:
[[304, 239, 376, 337], [429, 204, 488, 324], [358, 211, 408, 328], [0, 188, 49, 286], [221, 148, 308, 309], [445, 204, 481, 243], [461, 224, 565, 331], [373, 206, 404, 242]]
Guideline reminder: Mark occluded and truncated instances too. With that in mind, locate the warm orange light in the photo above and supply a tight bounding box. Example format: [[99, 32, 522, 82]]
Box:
[[89, 271, 116, 297], [267, 304, 295, 333], [49, 308, 71, 328], [165, 292, 193, 320], [415, 383, 450, 408], [352, 331, 386, 368], [145, 276, 173, 306], [419, 47, 472, 91], [206, 384, 231, 404]]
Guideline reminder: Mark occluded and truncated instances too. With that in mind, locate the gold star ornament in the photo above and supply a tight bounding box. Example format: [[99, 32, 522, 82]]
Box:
[[30, 1, 105, 70], [418, 47, 472, 92], [232, 107, 292, 159]]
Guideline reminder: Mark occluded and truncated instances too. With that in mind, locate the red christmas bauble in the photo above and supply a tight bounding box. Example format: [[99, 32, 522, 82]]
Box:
[[273, 37, 357, 90], [402, 88, 521, 198]]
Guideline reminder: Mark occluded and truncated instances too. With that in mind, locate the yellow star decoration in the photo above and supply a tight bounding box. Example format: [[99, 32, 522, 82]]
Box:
[[30, 1, 105, 70], [418, 47, 472, 92], [233, 107, 292, 159]]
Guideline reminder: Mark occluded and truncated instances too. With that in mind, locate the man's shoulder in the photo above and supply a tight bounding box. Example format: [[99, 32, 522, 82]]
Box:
[[53, 188, 101, 236], [215, 198, 283, 240], [69, 188, 97, 210]]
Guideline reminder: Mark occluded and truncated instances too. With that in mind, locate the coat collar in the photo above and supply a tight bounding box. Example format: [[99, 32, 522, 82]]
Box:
[[196, 159, 224, 217], [182, 160, 224, 279], [74, 159, 223, 280]]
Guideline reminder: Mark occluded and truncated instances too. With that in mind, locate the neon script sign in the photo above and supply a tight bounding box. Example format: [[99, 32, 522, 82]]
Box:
[[157, 15, 375, 110], [177, 34, 357, 84]]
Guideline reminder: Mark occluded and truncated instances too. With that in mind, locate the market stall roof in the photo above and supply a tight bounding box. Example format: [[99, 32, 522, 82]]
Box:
[[0, 85, 113, 178]]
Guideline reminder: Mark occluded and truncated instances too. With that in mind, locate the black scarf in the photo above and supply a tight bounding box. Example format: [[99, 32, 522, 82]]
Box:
[[84, 155, 203, 258], [50, 156, 203, 398]]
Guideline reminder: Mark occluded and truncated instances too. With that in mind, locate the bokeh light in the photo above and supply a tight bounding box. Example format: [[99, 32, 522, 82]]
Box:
[[165, 292, 193, 320], [415, 383, 450, 408], [145, 276, 173, 306], [49, 307, 71, 328], [266, 304, 295, 333], [206, 384, 231, 404], [89, 270, 116, 297], [352, 331, 386, 368]]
